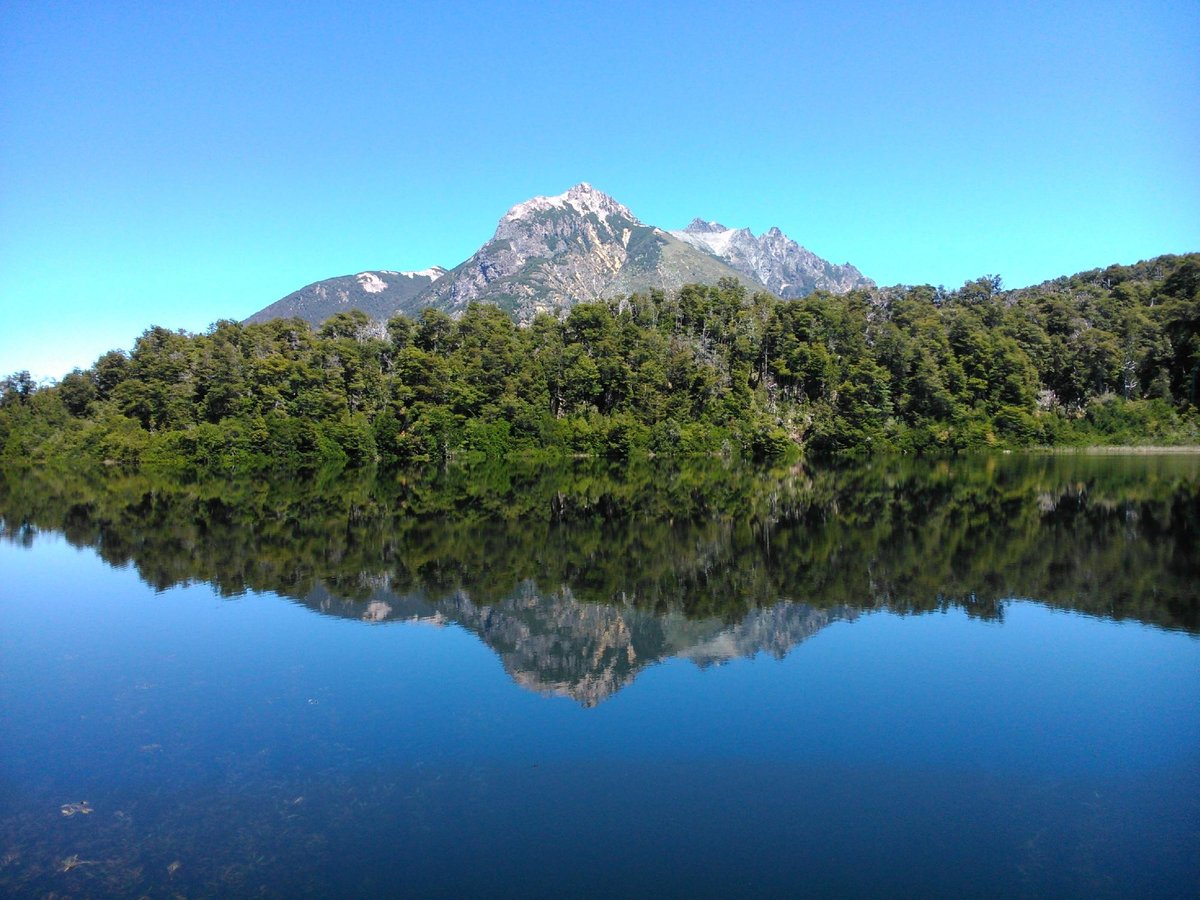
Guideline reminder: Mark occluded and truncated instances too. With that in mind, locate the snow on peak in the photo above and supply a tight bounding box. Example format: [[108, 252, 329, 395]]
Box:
[[502, 183, 639, 225]]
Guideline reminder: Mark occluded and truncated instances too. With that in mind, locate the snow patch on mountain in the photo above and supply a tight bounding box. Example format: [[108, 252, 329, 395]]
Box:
[[355, 272, 388, 293], [674, 225, 742, 259], [408, 266, 447, 281]]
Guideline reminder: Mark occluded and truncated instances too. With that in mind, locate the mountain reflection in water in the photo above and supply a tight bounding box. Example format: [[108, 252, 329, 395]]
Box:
[[308, 580, 855, 705], [2, 453, 1196, 706]]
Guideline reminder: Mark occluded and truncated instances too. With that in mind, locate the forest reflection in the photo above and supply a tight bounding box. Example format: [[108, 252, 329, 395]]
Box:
[[2, 454, 1196, 703]]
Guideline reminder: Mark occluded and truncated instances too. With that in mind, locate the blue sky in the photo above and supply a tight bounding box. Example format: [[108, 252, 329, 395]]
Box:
[[1, 0, 1196, 379]]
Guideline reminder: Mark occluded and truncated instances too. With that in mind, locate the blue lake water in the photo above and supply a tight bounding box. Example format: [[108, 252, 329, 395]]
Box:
[[1, 455, 1198, 896]]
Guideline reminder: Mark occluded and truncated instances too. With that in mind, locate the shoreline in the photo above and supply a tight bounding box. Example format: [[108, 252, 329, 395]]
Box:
[[1028, 445, 1200, 455]]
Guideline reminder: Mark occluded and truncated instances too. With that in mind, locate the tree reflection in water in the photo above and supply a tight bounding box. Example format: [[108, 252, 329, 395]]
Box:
[[2, 453, 1196, 705]]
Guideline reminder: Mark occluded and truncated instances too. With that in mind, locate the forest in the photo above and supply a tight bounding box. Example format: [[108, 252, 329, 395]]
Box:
[[1, 254, 1197, 475]]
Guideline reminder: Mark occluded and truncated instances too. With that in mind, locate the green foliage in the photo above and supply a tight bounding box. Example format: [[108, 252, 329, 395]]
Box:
[[1, 253, 1197, 474]]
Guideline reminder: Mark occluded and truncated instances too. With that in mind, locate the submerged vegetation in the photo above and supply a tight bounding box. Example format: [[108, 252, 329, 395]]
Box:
[[1, 254, 1198, 474]]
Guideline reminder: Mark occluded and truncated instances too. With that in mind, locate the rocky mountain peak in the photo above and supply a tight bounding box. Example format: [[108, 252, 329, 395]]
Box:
[[670, 219, 873, 299], [684, 218, 728, 234], [500, 182, 639, 231]]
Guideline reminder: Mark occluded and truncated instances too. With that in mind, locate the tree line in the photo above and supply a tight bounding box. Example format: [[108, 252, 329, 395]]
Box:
[[1, 254, 1197, 474]]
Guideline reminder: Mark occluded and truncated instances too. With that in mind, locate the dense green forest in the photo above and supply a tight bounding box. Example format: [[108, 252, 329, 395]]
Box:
[[2, 254, 1198, 473]]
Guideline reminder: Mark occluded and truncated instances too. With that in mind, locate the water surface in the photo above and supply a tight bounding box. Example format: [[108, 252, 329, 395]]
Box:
[[1, 455, 1197, 896]]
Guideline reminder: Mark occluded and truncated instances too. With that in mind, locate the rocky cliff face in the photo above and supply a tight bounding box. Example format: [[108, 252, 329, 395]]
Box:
[[670, 219, 873, 298], [244, 267, 446, 327]]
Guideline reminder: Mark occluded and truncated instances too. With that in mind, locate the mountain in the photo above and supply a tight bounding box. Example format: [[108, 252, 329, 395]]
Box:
[[245, 183, 872, 325], [243, 267, 446, 326], [416, 182, 757, 322], [670, 219, 873, 297]]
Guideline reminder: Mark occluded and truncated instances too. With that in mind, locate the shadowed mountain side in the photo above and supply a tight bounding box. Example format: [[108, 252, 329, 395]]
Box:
[[301, 578, 856, 705]]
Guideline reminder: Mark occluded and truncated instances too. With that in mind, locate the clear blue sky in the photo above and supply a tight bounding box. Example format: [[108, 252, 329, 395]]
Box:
[[2, 0, 1197, 379]]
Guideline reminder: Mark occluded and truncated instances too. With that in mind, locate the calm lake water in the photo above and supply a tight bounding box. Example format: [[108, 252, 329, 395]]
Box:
[[1, 454, 1197, 897]]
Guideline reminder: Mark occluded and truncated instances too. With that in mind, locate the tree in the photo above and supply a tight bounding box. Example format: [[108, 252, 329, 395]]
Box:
[[0, 371, 36, 407], [58, 369, 97, 417]]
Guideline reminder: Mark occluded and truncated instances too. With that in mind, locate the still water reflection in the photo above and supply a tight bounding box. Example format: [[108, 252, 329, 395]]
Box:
[[1, 455, 1197, 896]]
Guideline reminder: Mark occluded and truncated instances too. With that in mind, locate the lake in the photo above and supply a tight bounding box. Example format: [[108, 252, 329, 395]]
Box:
[[1, 454, 1197, 897]]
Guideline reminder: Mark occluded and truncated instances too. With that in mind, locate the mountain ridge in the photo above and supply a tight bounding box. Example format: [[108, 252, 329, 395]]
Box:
[[670, 218, 872, 298]]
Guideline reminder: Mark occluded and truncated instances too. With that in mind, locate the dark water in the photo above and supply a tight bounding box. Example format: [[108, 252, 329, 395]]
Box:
[[1, 454, 1197, 897]]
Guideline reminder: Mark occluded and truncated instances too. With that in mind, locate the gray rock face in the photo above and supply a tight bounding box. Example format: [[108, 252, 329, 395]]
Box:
[[243, 267, 446, 327], [670, 218, 873, 298]]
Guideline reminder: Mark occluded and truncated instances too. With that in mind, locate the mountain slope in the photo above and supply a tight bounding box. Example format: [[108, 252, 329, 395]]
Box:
[[244, 267, 446, 327], [670, 219, 873, 297]]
